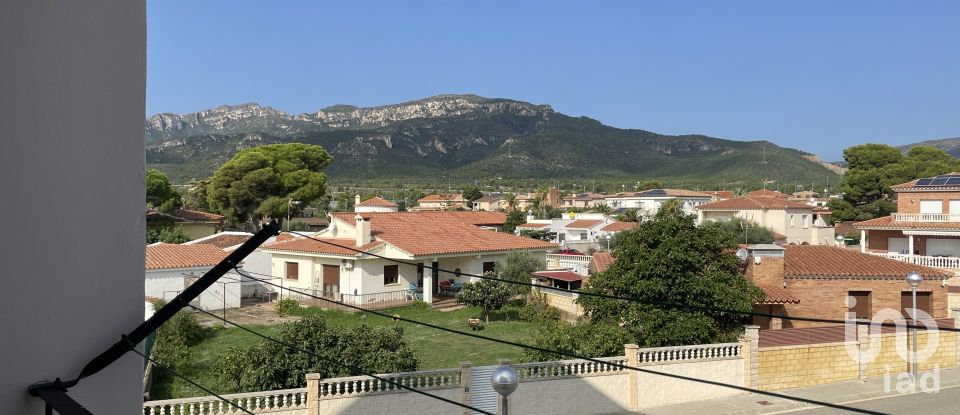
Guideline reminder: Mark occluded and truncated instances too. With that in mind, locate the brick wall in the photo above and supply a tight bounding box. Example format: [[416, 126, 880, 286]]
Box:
[[744, 256, 784, 288], [895, 191, 960, 214], [862, 229, 906, 252]]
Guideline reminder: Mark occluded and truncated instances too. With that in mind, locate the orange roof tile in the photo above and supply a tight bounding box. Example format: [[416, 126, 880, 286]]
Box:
[[783, 245, 950, 279], [263, 238, 384, 256], [853, 215, 960, 230], [417, 194, 466, 203], [187, 233, 252, 250], [358, 196, 398, 207], [565, 219, 602, 229], [697, 196, 813, 210], [757, 284, 800, 304], [146, 243, 229, 270], [746, 189, 791, 198], [517, 223, 548, 228], [600, 222, 637, 232], [286, 211, 555, 257], [589, 252, 615, 274]]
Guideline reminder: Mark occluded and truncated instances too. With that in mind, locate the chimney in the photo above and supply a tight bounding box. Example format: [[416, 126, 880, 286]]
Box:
[[354, 194, 361, 212], [355, 214, 372, 246], [744, 244, 785, 288]]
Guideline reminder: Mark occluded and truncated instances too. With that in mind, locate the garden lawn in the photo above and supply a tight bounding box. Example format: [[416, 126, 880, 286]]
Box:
[[152, 302, 538, 400]]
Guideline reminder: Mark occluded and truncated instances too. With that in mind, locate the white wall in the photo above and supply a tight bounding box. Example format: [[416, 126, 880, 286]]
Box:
[[0, 1, 145, 413], [145, 269, 242, 311]]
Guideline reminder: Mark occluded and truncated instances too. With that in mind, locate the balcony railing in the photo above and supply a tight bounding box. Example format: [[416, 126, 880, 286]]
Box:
[[892, 213, 960, 222], [546, 254, 590, 275], [869, 252, 960, 269]]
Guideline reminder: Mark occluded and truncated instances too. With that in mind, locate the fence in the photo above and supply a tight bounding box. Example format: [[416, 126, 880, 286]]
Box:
[[285, 289, 412, 311], [143, 388, 308, 415], [546, 254, 591, 276]]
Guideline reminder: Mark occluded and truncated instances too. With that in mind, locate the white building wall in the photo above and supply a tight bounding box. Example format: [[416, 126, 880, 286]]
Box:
[[145, 269, 242, 311], [0, 1, 145, 413]]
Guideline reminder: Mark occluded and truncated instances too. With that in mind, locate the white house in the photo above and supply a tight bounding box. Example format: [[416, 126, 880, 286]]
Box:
[[184, 231, 279, 299], [261, 211, 556, 305], [696, 196, 835, 245], [355, 195, 399, 213], [145, 243, 241, 310], [604, 188, 713, 215]]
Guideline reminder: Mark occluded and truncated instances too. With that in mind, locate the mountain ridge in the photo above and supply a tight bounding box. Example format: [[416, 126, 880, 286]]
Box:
[[145, 94, 839, 186]]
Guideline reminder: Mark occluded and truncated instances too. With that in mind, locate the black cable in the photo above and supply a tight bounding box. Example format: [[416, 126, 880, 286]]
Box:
[[282, 231, 956, 333], [185, 304, 493, 415], [226, 269, 886, 415], [130, 347, 255, 415]]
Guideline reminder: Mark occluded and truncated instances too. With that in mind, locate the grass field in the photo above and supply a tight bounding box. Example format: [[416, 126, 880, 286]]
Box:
[[151, 302, 539, 400]]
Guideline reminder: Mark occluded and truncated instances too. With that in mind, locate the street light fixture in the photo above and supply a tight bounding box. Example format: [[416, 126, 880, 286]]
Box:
[[906, 271, 923, 381], [491, 364, 519, 415], [835, 234, 845, 248]]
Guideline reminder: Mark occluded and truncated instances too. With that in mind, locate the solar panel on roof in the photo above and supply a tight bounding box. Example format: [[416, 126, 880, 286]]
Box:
[[947, 177, 960, 186], [931, 178, 949, 186], [915, 178, 933, 186]]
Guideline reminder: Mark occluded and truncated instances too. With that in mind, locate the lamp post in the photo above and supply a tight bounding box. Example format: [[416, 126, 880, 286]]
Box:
[[491, 364, 518, 415], [835, 234, 845, 248], [286, 198, 301, 231], [906, 271, 923, 381]]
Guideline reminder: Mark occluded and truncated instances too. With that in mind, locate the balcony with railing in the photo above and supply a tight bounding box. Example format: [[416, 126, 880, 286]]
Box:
[[868, 252, 960, 269], [546, 254, 591, 275], [892, 213, 960, 222]]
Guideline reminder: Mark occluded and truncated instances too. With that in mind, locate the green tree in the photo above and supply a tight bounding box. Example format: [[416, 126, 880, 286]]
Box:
[[496, 251, 545, 295], [637, 180, 662, 191], [146, 169, 182, 213], [456, 276, 514, 323], [150, 300, 210, 380], [184, 178, 211, 211], [525, 321, 633, 361], [147, 226, 190, 244], [213, 315, 418, 392], [503, 192, 519, 212], [614, 209, 640, 223], [578, 205, 764, 347], [591, 204, 612, 214], [286, 221, 311, 232], [503, 210, 525, 233], [207, 143, 333, 229], [462, 186, 483, 202], [702, 217, 776, 244]]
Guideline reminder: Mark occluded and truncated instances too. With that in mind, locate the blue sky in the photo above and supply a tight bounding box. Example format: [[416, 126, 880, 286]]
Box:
[[148, 1, 959, 161]]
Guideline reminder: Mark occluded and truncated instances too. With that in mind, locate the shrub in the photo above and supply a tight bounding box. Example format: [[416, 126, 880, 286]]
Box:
[[519, 291, 560, 323], [276, 298, 300, 317], [150, 300, 211, 373]]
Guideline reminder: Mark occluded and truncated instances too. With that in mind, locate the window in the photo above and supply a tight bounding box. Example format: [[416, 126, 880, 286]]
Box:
[[285, 261, 299, 280], [901, 291, 932, 320], [847, 291, 871, 320], [384, 265, 399, 285], [790, 215, 795, 227], [802, 215, 809, 229], [920, 200, 943, 214], [579, 232, 588, 240], [950, 200, 960, 214], [482, 261, 496, 273]]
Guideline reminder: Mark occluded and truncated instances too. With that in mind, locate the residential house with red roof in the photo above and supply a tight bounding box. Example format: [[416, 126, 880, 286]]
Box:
[[146, 208, 225, 241], [261, 211, 556, 306], [412, 194, 469, 211], [472, 194, 504, 211], [697, 196, 835, 245], [604, 188, 713, 215], [145, 243, 239, 310], [354, 195, 399, 213], [854, 174, 960, 270], [743, 244, 951, 329]]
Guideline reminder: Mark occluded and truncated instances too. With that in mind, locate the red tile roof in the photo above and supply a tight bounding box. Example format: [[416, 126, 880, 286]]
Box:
[[757, 284, 800, 304], [282, 211, 554, 257], [263, 238, 384, 257], [146, 243, 229, 270], [173, 209, 224, 222], [589, 252, 615, 274], [711, 191, 735, 199], [783, 245, 950, 279], [565, 219, 602, 229], [187, 233, 252, 250], [746, 189, 791, 199], [697, 196, 813, 210], [418, 194, 466, 203], [358, 196, 398, 207], [853, 215, 960, 230], [600, 222, 636, 232], [533, 270, 583, 282], [517, 223, 548, 228]]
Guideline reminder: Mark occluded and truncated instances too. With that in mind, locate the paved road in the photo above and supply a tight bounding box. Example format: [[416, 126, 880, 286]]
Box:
[[781, 385, 960, 415]]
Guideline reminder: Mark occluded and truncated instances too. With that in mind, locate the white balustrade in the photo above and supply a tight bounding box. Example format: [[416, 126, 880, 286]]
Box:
[[316, 368, 461, 398], [142, 388, 308, 415], [868, 252, 960, 269], [636, 343, 742, 365], [514, 356, 628, 380], [546, 254, 591, 275], [892, 213, 960, 222]]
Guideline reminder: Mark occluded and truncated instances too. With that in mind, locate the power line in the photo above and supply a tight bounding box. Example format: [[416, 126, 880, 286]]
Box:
[[281, 232, 956, 332], [185, 304, 493, 415], [130, 347, 255, 415], [225, 269, 885, 414]]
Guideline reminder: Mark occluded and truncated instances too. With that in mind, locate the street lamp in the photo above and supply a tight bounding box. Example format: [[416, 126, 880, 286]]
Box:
[[491, 364, 519, 415], [835, 234, 845, 248], [286, 198, 301, 231], [906, 271, 923, 380]]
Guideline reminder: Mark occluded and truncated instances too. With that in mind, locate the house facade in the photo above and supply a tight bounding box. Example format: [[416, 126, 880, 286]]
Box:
[[413, 194, 468, 211], [743, 244, 951, 329], [355, 195, 399, 213], [697, 196, 835, 245], [145, 243, 241, 310], [146, 208, 225, 240], [604, 188, 712, 215], [262, 211, 556, 306], [472, 194, 504, 211], [854, 174, 960, 270]]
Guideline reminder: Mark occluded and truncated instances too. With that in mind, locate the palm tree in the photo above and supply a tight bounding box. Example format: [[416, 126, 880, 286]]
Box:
[[503, 192, 518, 212], [534, 186, 550, 218], [593, 204, 612, 214]]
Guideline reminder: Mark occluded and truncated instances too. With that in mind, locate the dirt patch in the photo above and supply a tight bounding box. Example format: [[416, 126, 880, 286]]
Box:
[[193, 302, 301, 327]]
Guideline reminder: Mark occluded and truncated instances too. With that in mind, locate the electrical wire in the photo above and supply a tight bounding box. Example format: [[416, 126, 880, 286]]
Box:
[[130, 347, 255, 415], [224, 269, 886, 415], [185, 304, 493, 415], [282, 231, 956, 332]]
